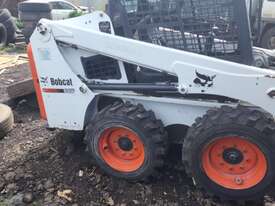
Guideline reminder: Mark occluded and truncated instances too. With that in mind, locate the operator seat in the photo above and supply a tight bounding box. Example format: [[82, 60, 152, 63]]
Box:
[[108, 0, 178, 84]]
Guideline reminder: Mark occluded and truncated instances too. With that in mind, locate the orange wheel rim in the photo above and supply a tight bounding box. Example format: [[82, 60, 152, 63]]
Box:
[[202, 136, 267, 190], [99, 127, 145, 172]]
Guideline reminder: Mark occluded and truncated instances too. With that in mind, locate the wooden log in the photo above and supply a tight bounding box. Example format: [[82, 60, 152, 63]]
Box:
[[7, 78, 34, 99]]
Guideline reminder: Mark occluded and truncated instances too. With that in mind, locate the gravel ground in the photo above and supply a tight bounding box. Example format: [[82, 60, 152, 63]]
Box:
[[0, 97, 206, 206]]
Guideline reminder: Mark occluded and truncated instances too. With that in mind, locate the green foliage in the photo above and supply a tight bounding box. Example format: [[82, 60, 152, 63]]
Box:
[[69, 10, 83, 18], [15, 18, 24, 30]]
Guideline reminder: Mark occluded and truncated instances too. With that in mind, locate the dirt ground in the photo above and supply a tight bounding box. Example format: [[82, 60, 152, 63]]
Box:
[[0, 58, 275, 206], [0, 96, 214, 206]]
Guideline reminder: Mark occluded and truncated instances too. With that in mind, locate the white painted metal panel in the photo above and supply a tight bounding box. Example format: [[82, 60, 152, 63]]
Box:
[[30, 12, 275, 130]]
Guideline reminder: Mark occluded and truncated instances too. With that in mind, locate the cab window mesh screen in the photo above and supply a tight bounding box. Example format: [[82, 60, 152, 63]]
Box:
[[81, 55, 121, 80], [116, 0, 251, 64]]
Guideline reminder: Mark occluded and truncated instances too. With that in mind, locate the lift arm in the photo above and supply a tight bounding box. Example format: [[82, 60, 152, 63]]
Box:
[[28, 11, 275, 131]]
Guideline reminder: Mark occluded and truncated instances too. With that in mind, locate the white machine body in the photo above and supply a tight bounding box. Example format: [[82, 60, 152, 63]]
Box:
[[29, 11, 275, 130]]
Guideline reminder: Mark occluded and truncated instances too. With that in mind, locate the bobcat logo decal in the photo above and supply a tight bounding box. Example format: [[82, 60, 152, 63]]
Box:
[[193, 71, 216, 87], [40, 77, 49, 84]]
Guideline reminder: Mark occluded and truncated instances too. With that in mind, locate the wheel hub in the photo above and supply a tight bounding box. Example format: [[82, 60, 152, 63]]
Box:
[[118, 137, 133, 151], [202, 136, 267, 190], [98, 127, 145, 172], [223, 148, 243, 165]]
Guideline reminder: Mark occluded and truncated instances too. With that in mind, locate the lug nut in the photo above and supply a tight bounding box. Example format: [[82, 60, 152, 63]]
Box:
[[234, 177, 244, 185]]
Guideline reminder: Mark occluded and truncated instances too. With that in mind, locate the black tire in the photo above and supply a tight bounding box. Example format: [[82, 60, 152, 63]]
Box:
[[182, 105, 275, 201], [2, 18, 16, 43], [18, 2, 52, 13], [85, 101, 168, 181], [0, 9, 11, 23], [0, 104, 14, 139], [0, 9, 17, 44], [261, 27, 275, 49], [0, 23, 8, 47]]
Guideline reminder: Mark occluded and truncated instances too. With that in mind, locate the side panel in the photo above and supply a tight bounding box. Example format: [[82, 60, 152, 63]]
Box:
[[30, 27, 95, 130]]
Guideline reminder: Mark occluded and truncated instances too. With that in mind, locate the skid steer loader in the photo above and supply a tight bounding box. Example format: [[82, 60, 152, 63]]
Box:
[[28, 0, 275, 202]]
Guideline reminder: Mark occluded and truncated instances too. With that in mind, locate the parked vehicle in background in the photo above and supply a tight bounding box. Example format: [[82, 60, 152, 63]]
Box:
[[249, 0, 275, 49], [18, 0, 89, 42], [47, 0, 88, 20], [23, 0, 88, 20]]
